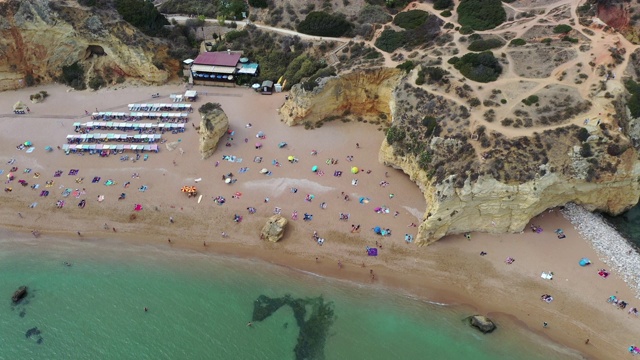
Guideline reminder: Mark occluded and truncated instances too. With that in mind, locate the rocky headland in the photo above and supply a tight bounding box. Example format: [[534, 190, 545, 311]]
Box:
[[0, 0, 174, 91], [281, 67, 640, 245]]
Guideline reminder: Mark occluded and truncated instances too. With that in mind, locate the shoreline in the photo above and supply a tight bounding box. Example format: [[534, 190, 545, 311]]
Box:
[[1, 83, 639, 359]]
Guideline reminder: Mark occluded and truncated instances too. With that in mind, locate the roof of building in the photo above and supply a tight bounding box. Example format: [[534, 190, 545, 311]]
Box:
[[193, 52, 241, 67], [262, 80, 274, 87]]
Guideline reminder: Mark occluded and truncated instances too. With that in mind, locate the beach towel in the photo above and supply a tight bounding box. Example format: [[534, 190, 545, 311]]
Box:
[[134, 204, 143, 211], [254, 156, 262, 163], [68, 169, 79, 176], [29, 202, 37, 208], [54, 170, 63, 177], [26, 147, 35, 153], [139, 185, 148, 192], [97, 195, 104, 202], [40, 191, 49, 197], [238, 167, 249, 174], [367, 247, 378, 256], [541, 272, 554, 280], [92, 177, 101, 183]]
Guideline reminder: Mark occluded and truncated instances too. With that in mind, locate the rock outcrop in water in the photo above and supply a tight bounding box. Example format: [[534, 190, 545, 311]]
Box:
[[0, 0, 174, 91], [12, 286, 28, 304], [197, 103, 229, 159], [280, 68, 640, 245], [469, 315, 497, 333]]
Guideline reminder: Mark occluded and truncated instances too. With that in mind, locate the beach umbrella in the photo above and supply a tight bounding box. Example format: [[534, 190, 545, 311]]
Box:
[[351, 166, 359, 174], [288, 155, 294, 161], [579, 258, 591, 266], [181, 186, 189, 192], [311, 165, 318, 172], [260, 168, 269, 174], [373, 226, 381, 234], [24, 141, 32, 146], [225, 178, 232, 184], [255, 142, 262, 148]]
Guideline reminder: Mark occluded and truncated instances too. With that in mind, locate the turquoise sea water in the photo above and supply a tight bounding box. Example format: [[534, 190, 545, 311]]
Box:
[[0, 237, 580, 360]]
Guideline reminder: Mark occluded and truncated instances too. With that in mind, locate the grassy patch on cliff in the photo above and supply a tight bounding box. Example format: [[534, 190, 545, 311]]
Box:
[[456, 0, 506, 31], [115, 0, 169, 36], [374, 15, 442, 52], [448, 52, 502, 82], [296, 11, 353, 37]]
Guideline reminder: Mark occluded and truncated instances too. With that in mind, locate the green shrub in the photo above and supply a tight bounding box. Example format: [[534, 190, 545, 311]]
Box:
[[296, 11, 353, 37], [467, 38, 504, 51], [61, 62, 86, 90], [500, 98, 507, 104], [624, 79, 640, 118], [443, 22, 454, 29], [358, 5, 392, 24], [159, 0, 218, 17], [521, 95, 539, 106], [433, 0, 453, 10], [374, 29, 405, 52], [88, 75, 106, 90], [541, 38, 553, 45], [225, 29, 249, 42], [553, 24, 572, 34], [396, 60, 415, 73], [393, 10, 429, 30], [576, 127, 590, 142], [419, 66, 449, 83], [459, 26, 474, 34], [510, 38, 526, 46], [562, 36, 579, 43], [449, 51, 502, 83], [422, 116, 439, 136], [248, 0, 268, 8], [386, 126, 406, 144], [580, 143, 593, 157], [115, 0, 169, 36], [440, 10, 452, 17], [457, 0, 506, 30]]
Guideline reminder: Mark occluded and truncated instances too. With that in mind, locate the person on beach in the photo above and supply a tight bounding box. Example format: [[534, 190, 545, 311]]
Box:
[[77, 231, 81, 236], [113, 227, 117, 232], [247, 322, 253, 327], [356, 143, 360, 149], [169, 217, 174, 224], [543, 322, 548, 328], [144, 307, 148, 312], [338, 260, 343, 269]]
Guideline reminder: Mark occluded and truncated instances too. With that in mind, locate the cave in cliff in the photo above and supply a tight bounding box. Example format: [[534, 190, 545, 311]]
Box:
[[84, 45, 107, 60]]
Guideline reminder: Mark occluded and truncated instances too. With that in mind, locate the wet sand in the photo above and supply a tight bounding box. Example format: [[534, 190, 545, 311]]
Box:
[[1, 83, 639, 359]]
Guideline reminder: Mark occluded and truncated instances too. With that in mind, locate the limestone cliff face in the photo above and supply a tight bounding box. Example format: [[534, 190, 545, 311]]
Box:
[[280, 68, 403, 126], [0, 0, 174, 91], [379, 139, 640, 245], [198, 106, 229, 159]]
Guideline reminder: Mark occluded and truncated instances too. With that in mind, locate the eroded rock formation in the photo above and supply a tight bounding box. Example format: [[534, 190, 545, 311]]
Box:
[[198, 103, 229, 159], [0, 0, 174, 91], [260, 215, 288, 242], [280, 68, 403, 126], [12, 286, 28, 304], [469, 315, 497, 334], [280, 68, 640, 246]]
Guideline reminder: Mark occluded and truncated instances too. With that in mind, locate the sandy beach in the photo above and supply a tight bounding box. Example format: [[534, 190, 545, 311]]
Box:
[[1, 82, 639, 359]]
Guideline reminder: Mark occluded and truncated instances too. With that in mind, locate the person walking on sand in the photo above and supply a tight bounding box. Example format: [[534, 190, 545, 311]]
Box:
[[338, 260, 343, 269], [77, 231, 81, 236], [169, 217, 174, 224]]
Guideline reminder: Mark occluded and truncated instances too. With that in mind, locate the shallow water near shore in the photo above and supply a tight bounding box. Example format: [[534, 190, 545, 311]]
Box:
[[0, 236, 580, 360]]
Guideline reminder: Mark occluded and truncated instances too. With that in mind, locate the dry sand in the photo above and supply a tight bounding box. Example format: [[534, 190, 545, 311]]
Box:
[[1, 83, 639, 358]]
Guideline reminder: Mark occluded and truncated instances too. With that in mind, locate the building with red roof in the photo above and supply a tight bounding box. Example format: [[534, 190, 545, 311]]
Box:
[[190, 50, 259, 86]]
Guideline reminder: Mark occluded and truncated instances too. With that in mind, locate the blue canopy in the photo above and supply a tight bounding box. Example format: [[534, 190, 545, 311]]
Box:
[[579, 258, 591, 266], [373, 226, 381, 234]]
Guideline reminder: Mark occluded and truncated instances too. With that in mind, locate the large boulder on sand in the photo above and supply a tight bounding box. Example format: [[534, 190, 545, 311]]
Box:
[[12, 286, 28, 304], [469, 315, 496, 334], [261, 215, 288, 242], [198, 102, 229, 159]]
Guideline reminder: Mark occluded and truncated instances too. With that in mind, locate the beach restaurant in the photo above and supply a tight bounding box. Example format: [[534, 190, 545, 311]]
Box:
[[190, 51, 258, 85]]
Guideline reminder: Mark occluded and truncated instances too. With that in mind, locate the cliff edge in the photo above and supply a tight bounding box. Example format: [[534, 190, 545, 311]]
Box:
[[0, 0, 173, 91], [281, 68, 640, 245]]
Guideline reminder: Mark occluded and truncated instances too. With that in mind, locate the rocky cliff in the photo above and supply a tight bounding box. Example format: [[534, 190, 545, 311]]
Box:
[[280, 68, 403, 126], [0, 0, 174, 91], [198, 103, 229, 159], [281, 68, 640, 245]]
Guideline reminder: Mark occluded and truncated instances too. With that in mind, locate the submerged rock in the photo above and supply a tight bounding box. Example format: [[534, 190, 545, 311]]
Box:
[[12, 286, 28, 304], [469, 315, 497, 334], [25, 327, 41, 338]]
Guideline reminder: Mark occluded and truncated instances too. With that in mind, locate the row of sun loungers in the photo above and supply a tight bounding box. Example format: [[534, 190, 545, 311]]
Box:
[[66, 134, 162, 143], [127, 103, 192, 111]]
